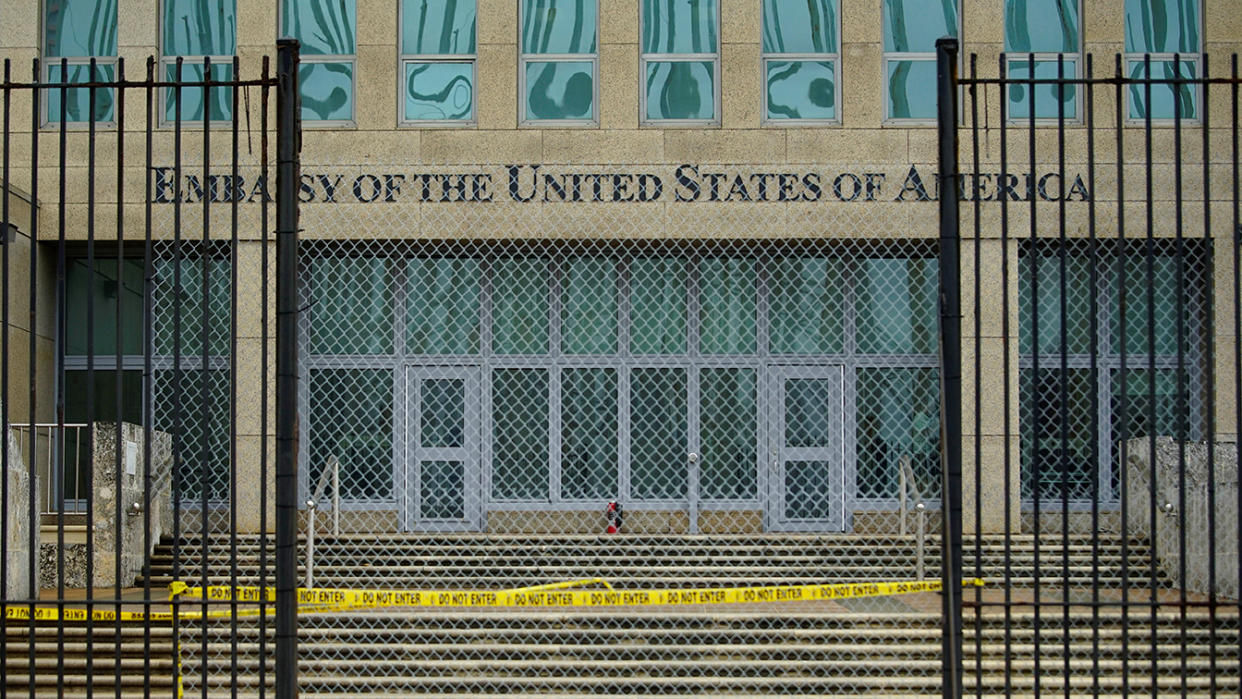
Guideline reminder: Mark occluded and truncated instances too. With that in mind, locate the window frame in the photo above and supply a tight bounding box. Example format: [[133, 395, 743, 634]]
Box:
[[639, 0, 723, 127], [1002, 0, 1084, 124], [397, 0, 479, 128], [1122, 0, 1203, 125], [278, 0, 358, 128], [759, 0, 842, 126], [40, 0, 120, 128], [518, 0, 600, 127], [158, 0, 238, 127], [881, 0, 962, 125]]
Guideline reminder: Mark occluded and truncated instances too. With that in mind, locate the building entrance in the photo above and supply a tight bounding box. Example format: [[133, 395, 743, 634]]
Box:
[[767, 366, 845, 531], [402, 367, 482, 531]]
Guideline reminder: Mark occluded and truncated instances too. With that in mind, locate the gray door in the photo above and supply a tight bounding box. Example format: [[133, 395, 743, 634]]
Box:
[[769, 366, 845, 531], [404, 367, 481, 531]]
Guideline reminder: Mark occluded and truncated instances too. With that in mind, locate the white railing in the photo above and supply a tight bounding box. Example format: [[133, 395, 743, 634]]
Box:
[[10, 423, 89, 515], [305, 454, 340, 589], [898, 455, 928, 581]]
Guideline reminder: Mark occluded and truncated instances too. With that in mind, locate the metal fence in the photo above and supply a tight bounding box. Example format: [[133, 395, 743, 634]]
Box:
[[0, 35, 1240, 699], [944, 39, 1242, 697]]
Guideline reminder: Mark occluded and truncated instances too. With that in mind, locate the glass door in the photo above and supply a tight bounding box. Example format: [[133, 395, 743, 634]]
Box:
[[768, 366, 845, 531], [404, 367, 481, 531]]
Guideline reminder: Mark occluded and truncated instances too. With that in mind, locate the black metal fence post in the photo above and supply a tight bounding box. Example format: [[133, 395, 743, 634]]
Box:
[[935, 35, 964, 699], [275, 37, 302, 699]]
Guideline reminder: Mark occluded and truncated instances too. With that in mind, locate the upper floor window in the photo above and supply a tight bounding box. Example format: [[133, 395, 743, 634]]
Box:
[[882, 0, 959, 122], [761, 0, 839, 123], [43, 0, 118, 124], [520, 0, 599, 125], [282, 0, 356, 125], [400, 0, 477, 125], [1124, 0, 1200, 120], [641, 0, 720, 125], [161, 0, 236, 123], [1004, 0, 1081, 120]]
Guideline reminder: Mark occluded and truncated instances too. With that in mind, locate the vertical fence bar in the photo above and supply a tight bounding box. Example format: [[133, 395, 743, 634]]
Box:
[[997, 52, 1014, 698], [113, 55, 127, 697], [1083, 53, 1102, 699], [54, 59, 69, 699], [1054, 53, 1071, 699], [935, 35, 963, 699], [275, 37, 302, 699], [259, 53, 272, 699], [966, 52, 983, 698], [0, 57, 9, 697], [230, 54, 243, 699], [25, 57, 40, 699], [200, 54, 214, 697], [1113, 51, 1132, 699], [1198, 52, 1218, 699], [142, 54, 156, 699]]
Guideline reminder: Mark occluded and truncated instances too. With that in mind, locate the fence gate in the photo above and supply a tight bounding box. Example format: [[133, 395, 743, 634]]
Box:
[[939, 39, 1242, 697], [1, 42, 302, 697]]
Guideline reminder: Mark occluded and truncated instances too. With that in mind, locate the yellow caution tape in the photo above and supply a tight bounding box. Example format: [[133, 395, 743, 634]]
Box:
[[2, 578, 984, 622], [176, 577, 985, 611]]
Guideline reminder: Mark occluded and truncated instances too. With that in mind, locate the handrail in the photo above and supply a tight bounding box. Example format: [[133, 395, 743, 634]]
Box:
[[305, 455, 340, 589], [898, 455, 928, 581]]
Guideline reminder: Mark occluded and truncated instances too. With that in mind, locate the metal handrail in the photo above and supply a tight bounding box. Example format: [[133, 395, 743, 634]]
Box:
[[898, 455, 928, 581], [10, 423, 89, 515], [305, 454, 340, 588]]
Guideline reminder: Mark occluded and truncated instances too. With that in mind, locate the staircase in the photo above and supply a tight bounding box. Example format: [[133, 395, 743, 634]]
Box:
[[7, 533, 1240, 697]]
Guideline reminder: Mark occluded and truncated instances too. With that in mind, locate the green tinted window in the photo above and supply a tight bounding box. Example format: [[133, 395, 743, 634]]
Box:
[[46, 0, 118, 57], [492, 369, 550, 500], [402, 0, 477, 54], [401, 0, 477, 122], [492, 258, 549, 355], [642, 0, 718, 53], [700, 368, 756, 500], [641, 0, 718, 122], [560, 368, 618, 499], [1124, 0, 1199, 53], [882, 0, 958, 52], [699, 258, 756, 355], [561, 258, 617, 354], [407, 258, 480, 355], [1005, 0, 1079, 52], [308, 258, 393, 355], [283, 0, 356, 122], [630, 257, 687, 354], [163, 0, 236, 56]]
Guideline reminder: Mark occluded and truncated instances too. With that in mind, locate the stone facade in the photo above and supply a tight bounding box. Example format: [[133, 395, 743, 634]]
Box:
[[3, 398, 33, 600]]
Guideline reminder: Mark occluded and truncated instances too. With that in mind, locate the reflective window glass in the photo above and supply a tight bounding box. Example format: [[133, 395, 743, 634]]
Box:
[[561, 257, 617, 354], [560, 368, 618, 500], [407, 258, 480, 355], [1127, 60, 1198, 119], [855, 257, 938, 354], [1124, 0, 1199, 53], [308, 369, 394, 501], [492, 258, 549, 355], [700, 368, 756, 500], [163, 0, 236, 56], [492, 369, 550, 500], [401, 0, 477, 122], [765, 61, 836, 121], [1005, 0, 1079, 52], [525, 61, 595, 120], [762, 0, 837, 53], [404, 62, 475, 121], [46, 0, 118, 57], [699, 257, 756, 355], [882, 0, 958, 52], [856, 368, 941, 498], [885, 59, 938, 121], [769, 257, 843, 354], [163, 62, 234, 122], [297, 62, 354, 121], [630, 257, 687, 354], [1007, 59, 1079, 119], [283, 0, 356, 122], [645, 62, 715, 120], [402, 0, 477, 55], [66, 257, 145, 356], [630, 368, 688, 500], [308, 257, 394, 355], [642, 0, 718, 54], [522, 0, 597, 54]]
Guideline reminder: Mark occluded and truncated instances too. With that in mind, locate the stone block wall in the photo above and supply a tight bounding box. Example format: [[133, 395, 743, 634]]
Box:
[[1126, 437, 1240, 601]]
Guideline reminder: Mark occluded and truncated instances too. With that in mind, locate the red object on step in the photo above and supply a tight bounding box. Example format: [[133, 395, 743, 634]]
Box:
[[605, 501, 623, 534]]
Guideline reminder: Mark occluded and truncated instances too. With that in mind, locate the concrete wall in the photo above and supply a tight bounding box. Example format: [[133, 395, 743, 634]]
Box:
[[40, 422, 172, 590], [1125, 437, 1239, 601], [3, 397, 34, 600]]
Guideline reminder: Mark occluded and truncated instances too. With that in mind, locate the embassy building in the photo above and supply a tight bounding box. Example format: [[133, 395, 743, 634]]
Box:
[[2, 0, 1237, 537]]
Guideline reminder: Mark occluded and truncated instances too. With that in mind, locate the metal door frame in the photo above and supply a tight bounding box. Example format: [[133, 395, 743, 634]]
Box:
[[401, 365, 482, 531], [766, 364, 846, 531]]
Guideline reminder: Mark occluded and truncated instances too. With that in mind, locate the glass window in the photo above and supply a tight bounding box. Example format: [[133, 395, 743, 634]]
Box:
[[882, 0, 959, 121], [630, 257, 687, 354], [699, 257, 756, 355], [560, 368, 618, 500], [400, 0, 477, 124], [406, 258, 480, 355], [630, 368, 688, 500], [699, 368, 756, 500], [282, 0, 356, 123], [521, 0, 598, 123], [65, 257, 146, 356], [152, 368, 233, 502], [1004, 0, 1080, 119], [308, 369, 394, 501], [855, 257, 938, 354], [492, 257, 549, 355], [43, 0, 118, 123], [491, 368, 550, 500], [856, 368, 941, 499], [761, 0, 838, 122], [308, 258, 394, 355], [1124, 0, 1200, 119], [152, 255, 233, 357], [161, 0, 236, 122], [641, 0, 720, 124], [769, 257, 844, 354], [561, 257, 617, 354]]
